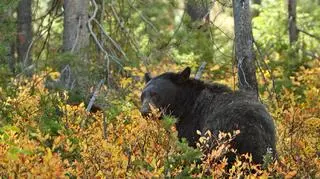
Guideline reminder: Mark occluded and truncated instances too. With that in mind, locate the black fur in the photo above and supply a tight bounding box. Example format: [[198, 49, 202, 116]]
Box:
[[140, 67, 276, 164]]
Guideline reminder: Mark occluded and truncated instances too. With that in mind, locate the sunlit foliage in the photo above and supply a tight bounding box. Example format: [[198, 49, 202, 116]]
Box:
[[0, 0, 319, 177], [0, 60, 319, 177]]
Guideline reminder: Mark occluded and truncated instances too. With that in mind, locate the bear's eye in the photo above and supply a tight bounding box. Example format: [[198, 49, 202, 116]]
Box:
[[150, 91, 160, 102], [150, 91, 158, 97]]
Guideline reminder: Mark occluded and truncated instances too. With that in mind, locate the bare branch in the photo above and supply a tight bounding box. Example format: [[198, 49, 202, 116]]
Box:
[[86, 79, 105, 112], [298, 28, 320, 41], [253, 40, 279, 102], [81, 78, 105, 128], [71, 17, 82, 53], [22, 23, 49, 69], [164, 10, 186, 48], [93, 18, 128, 60], [110, 2, 126, 31], [59, 64, 74, 89], [88, 0, 122, 66], [128, 3, 158, 32], [23, 37, 35, 68], [195, 62, 207, 80], [19, 29, 48, 76]]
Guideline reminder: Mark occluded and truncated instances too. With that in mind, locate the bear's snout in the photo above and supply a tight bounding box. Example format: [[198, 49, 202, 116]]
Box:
[[140, 99, 151, 117], [140, 106, 150, 117]]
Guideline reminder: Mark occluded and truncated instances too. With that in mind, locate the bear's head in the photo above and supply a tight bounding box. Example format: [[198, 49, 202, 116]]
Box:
[[140, 67, 191, 117]]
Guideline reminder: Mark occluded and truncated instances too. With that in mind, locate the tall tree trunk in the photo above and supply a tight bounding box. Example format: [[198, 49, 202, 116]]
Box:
[[185, 0, 210, 22], [0, 6, 15, 74], [60, 0, 90, 103], [232, 0, 258, 97], [63, 0, 89, 54], [8, 43, 16, 74], [288, 0, 298, 44], [17, 0, 32, 68]]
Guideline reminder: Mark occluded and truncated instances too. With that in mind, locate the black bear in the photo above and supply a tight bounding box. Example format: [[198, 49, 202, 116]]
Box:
[[140, 67, 276, 165]]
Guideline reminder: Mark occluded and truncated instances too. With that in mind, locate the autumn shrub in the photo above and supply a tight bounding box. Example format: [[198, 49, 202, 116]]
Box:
[[0, 60, 319, 178], [272, 60, 320, 178], [0, 72, 201, 177]]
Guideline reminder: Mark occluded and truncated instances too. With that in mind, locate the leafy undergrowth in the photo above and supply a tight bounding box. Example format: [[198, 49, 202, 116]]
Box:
[[0, 61, 319, 178]]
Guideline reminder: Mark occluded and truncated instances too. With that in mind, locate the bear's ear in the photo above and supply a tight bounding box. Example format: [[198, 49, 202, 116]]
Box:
[[179, 67, 191, 81], [144, 72, 152, 83]]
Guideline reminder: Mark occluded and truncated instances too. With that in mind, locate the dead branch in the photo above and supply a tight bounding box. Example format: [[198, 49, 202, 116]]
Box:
[[88, 0, 122, 66], [298, 28, 320, 41], [195, 62, 207, 80], [128, 3, 158, 32], [86, 79, 105, 112], [71, 16, 82, 53], [253, 40, 278, 102], [92, 18, 128, 60]]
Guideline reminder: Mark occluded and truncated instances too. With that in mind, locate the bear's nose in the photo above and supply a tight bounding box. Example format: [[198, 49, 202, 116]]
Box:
[[140, 107, 150, 117]]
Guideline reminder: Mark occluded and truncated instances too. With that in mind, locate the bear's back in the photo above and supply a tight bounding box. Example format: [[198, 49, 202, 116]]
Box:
[[192, 85, 276, 164]]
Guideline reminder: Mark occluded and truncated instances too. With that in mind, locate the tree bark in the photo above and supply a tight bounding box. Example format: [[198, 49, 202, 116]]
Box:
[[17, 0, 32, 68], [232, 0, 258, 97], [63, 0, 90, 53], [8, 44, 16, 74], [0, 6, 15, 74], [288, 0, 298, 44], [185, 0, 210, 21]]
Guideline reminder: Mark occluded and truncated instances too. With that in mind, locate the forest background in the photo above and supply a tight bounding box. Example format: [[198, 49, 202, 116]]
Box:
[[0, 0, 319, 177]]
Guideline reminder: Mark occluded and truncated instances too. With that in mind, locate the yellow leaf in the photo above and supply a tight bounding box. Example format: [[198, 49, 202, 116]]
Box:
[[123, 66, 132, 71], [210, 65, 220, 71], [44, 148, 53, 163], [196, 130, 202, 135], [285, 171, 297, 179]]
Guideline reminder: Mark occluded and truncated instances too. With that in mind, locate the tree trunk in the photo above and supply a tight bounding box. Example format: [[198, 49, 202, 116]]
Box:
[[8, 43, 16, 74], [60, 0, 91, 105], [63, 0, 90, 54], [185, 0, 210, 22], [17, 0, 32, 68], [288, 0, 298, 44], [0, 6, 15, 74], [232, 0, 258, 97]]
